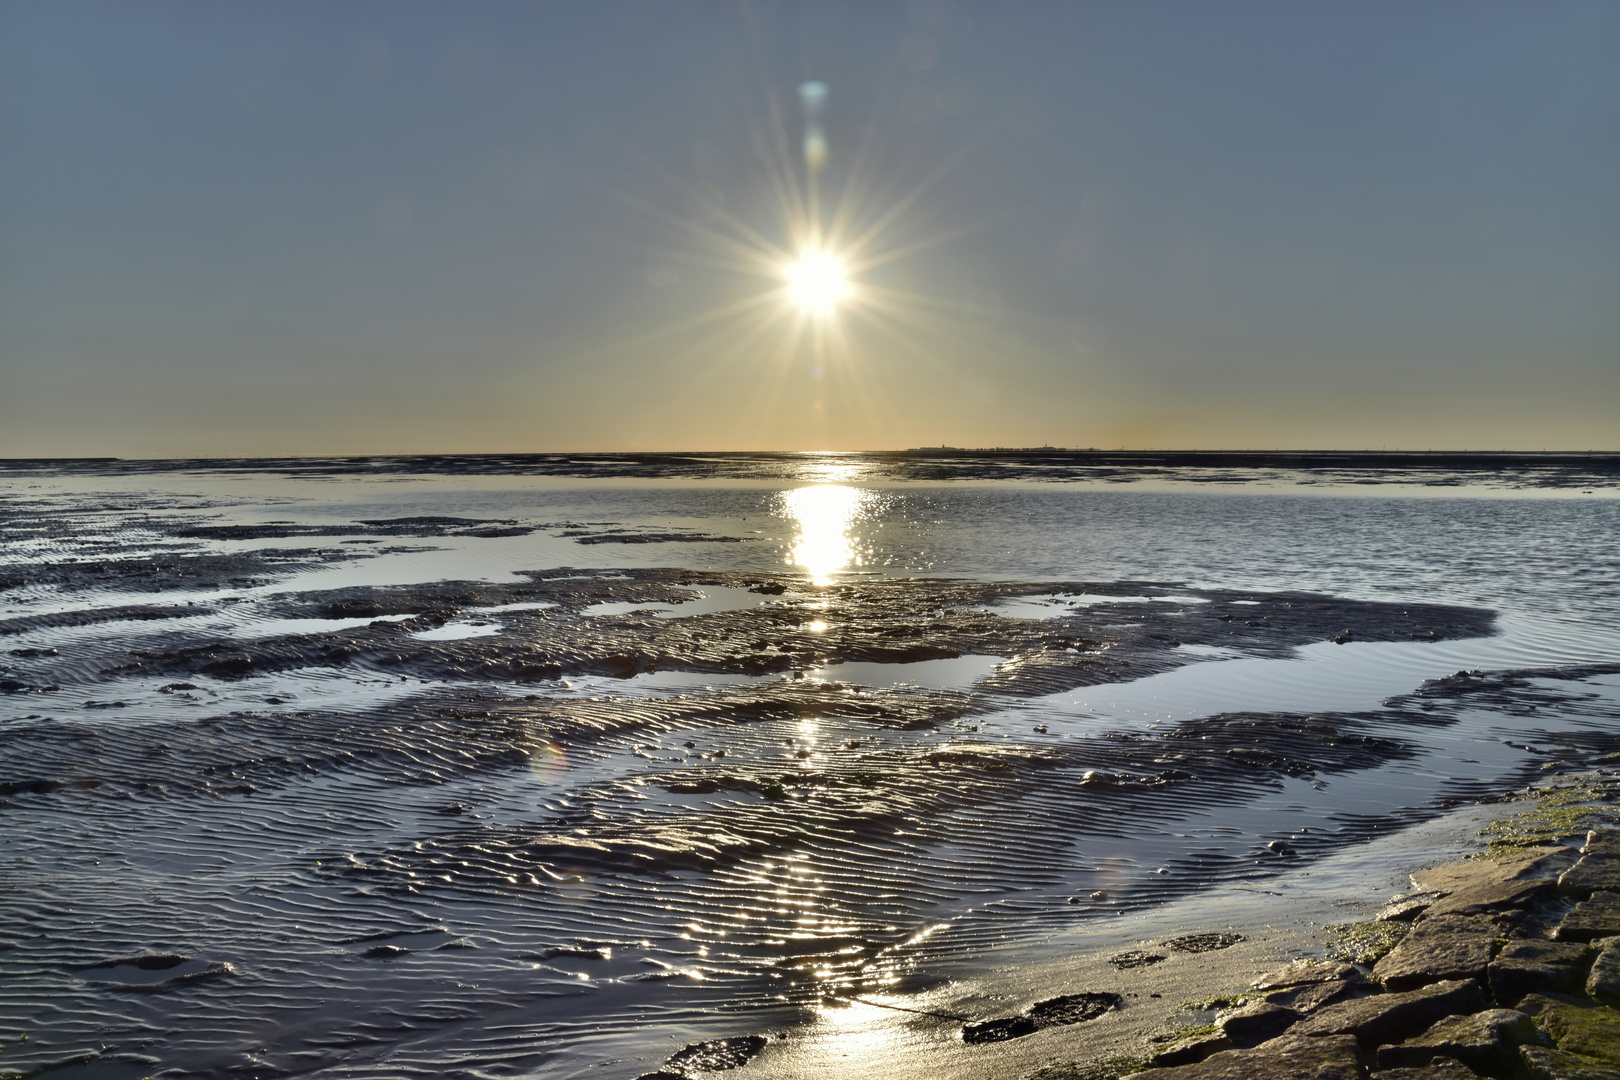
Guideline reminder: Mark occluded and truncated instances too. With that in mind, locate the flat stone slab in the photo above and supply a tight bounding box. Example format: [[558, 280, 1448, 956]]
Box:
[[1490, 939, 1594, 1004], [1150, 1032, 1235, 1067], [1219, 1001, 1301, 1046], [1375, 1007, 1536, 1075], [1377, 895, 1441, 923], [1253, 961, 1368, 992], [1291, 978, 1489, 1048], [1371, 1063, 1482, 1079], [1560, 829, 1620, 900], [1518, 993, 1620, 1072], [1559, 891, 1620, 942], [1519, 1044, 1620, 1080], [1421, 876, 1557, 922], [1589, 937, 1620, 1006], [1266, 979, 1371, 1015], [1124, 1032, 1366, 1079], [1411, 848, 1575, 896], [1374, 915, 1498, 991]]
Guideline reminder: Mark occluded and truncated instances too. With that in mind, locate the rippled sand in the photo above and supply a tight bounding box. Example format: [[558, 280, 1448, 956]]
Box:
[[1, 458, 1617, 1078]]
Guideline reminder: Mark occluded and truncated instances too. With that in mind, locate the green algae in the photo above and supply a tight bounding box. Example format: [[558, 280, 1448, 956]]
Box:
[[1146, 1022, 1222, 1045], [1024, 1056, 1151, 1080], [1530, 995, 1620, 1071], [1324, 920, 1409, 965], [1176, 992, 1261, 1012], [1475, 772, 1620, 858]]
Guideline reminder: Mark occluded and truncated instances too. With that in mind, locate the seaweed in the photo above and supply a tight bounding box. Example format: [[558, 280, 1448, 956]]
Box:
[[1024, 1057, 1151, 1080], [1323, 920, 1410, 965], [1474, 772, 1620, 858], [1177, 992, 1261, 1012]]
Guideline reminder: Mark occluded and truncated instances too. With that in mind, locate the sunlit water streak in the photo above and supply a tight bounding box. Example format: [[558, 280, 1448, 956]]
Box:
[[782, 484, 874, 584]]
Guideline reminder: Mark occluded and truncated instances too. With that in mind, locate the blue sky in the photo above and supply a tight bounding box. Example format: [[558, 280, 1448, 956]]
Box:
[[2, 0, 1616, 454]]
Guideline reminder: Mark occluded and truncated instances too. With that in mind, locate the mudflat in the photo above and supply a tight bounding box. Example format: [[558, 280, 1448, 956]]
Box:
[[1, 456, 1617, 1078]]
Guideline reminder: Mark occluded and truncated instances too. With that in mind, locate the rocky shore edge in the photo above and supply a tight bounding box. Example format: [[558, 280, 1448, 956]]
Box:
[[1092, 824, 1620, 1080]]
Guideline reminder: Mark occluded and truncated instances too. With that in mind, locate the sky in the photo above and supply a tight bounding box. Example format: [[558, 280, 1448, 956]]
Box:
[[2, 0, 1617, 456]]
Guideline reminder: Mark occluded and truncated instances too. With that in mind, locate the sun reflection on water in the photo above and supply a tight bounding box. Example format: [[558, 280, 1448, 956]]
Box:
[[782, 485, 869, 585]]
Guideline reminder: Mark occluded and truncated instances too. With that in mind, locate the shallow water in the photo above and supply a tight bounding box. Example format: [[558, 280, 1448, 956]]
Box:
[[0, 454, 1617, 1079]]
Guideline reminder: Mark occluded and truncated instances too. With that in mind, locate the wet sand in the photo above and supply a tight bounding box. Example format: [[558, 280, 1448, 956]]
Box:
[[734, 802, 1506, 1079], [2, 463, 1618, 1078]]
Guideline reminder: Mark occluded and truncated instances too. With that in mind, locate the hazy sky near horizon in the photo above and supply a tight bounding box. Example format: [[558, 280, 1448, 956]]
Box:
[[2, 0, 1617, 456]]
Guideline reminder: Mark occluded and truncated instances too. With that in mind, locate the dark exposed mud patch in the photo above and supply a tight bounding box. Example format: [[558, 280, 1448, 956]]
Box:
[[1030, 992, 1124, 1025], [963, 992, 1123, 1043], [1165, 933, 1245, 953], [1111, 950, 1169, 969], [664, 1034, 767, 1072], [61, 569, 1493, 695], [0, 549, 361, 594]]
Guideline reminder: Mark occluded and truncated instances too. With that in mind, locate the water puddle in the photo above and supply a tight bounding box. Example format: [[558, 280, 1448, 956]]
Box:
[[581, 584, 771, 620], [1032, 616, 1619, 730], [812, 654, 1006, 690], [411, 621, 501, 641], [980, 593, 1206, 620]]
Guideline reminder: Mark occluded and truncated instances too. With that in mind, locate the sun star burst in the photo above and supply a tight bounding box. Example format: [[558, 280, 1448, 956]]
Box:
[[784, 249, 852, 314]]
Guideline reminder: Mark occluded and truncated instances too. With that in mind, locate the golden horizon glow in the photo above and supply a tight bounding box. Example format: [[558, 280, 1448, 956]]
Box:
[[784, 248, 852, 314]]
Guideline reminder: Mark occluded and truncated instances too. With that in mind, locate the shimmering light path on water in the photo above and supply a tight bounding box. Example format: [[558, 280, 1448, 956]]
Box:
[[0, 457, 1616, 1078]]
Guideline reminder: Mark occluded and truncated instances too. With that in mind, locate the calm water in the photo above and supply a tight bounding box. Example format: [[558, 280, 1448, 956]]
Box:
[[1, 455, 1617, 1079]]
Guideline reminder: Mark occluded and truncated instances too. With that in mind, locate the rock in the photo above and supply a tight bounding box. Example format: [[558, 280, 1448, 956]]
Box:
[[1589, 937, 1620, 1006], [1370, 1062, 1482, 1079], [1560, 830, 1620, 900], [1150, 1032, 1236, 1067], [1518, 994, 1620, 1072], [1558, 891, 1620, 942], [1421, 876, 1558, 924], [1489, 939, 1593, 1004], [1252, 961, 1367, 992], [1219, 1002, 1301, 1046], [1520, 1044, 1620, 1080], [1290, 978, 1489, 1047], [1378, 895, 1441, 923], [1265, 978, 1371, 1015], [1411, 848, 1574, 896], [1374, 1008, 1537, 1074], [1127, 1033, 1366, 1079], [1373, 915, 1498, 991]]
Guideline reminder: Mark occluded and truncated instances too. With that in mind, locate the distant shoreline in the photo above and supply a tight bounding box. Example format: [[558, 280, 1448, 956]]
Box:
[[2, 449, 1617, 476]]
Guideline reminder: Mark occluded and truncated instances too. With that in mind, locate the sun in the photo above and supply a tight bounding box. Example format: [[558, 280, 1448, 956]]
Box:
[[783, 249, 852, 314]]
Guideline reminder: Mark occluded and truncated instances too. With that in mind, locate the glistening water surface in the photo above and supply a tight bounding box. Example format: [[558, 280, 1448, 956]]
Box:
[[0, 455, 1617, 1079]]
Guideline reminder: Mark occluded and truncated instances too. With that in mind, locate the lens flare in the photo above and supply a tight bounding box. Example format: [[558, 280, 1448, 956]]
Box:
[[784, 249, 851, 314]]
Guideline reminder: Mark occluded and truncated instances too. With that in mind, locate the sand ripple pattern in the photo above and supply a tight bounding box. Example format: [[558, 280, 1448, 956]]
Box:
[[1, 474, 1618, 1079]]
